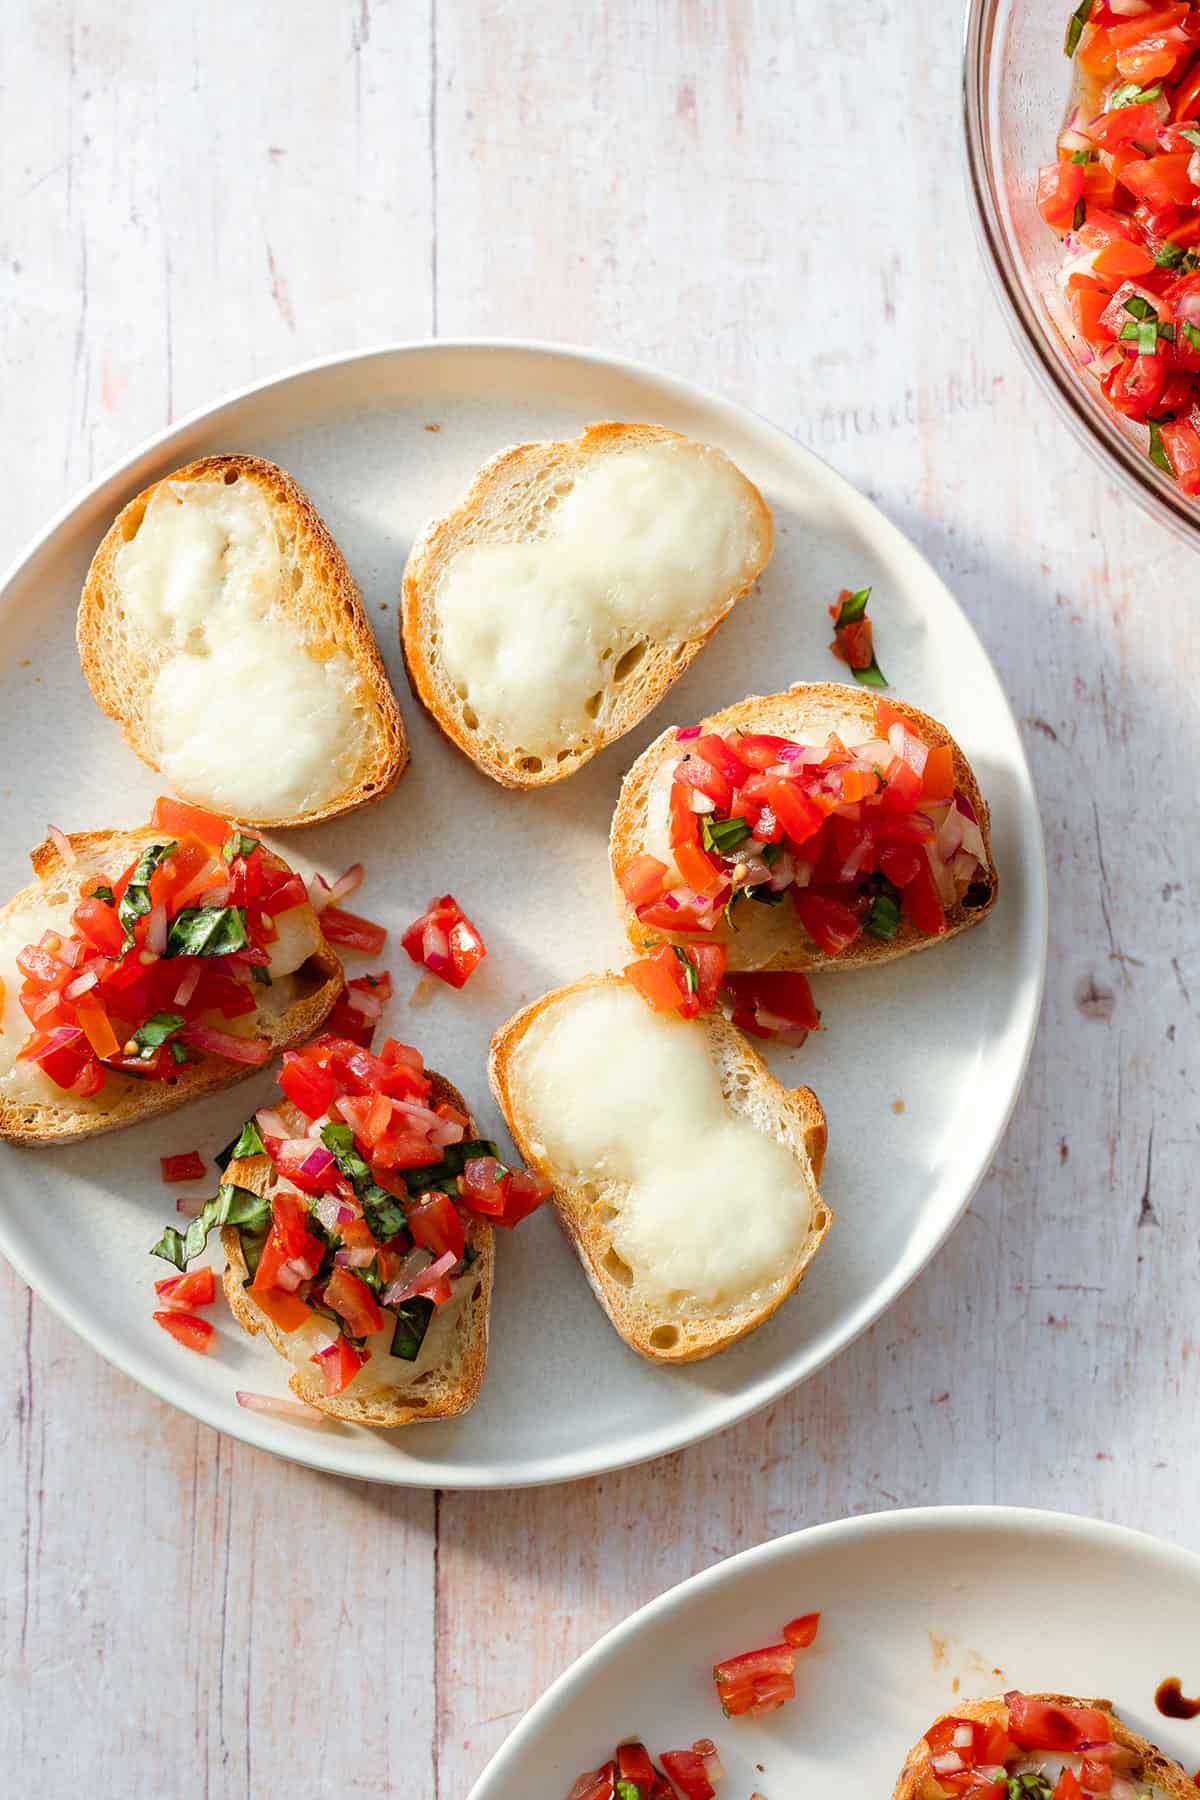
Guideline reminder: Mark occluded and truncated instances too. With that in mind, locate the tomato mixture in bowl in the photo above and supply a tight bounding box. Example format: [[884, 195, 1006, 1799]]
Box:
[[1040, 1, 1200, 492]]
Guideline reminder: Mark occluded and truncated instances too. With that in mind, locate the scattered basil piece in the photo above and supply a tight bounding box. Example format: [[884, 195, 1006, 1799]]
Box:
[[864, 876, 902, 942], [761, 842, 782, 867], [321, 1122, 408, 1240], [747, 883, 787, 906], [250, 965, 272, 985], [1183, 127, 1200, 149], [851, 656, 889, 690], [389, 1296, 435, 1361], [1148, 419, 1173, 473], [222, 831, 260, 864], [131, 1011, 186, 1057], [1072, 196, 1086, 231], [1108, 80, 1162, 110], [118, 841, 176, 949], [151, 1182, 271, 1270], [672, 946, 699, 994], [169, 1040, 190, 1066], [216, 1117, 267, 1171], [165, 905, 248, 958], [701, 814, 752, 856], [90, 884, 115, 905], [1064, 0, 1092, 57], [1124, 294, 1156, 320], [836, 585, 871, 624]]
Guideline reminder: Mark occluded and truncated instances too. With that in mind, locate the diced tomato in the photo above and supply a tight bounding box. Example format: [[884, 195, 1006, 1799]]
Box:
[[792, 888, 863, 957], [73, 991, 120, 1059], [154, 1265, 217, 1310], [616, 1741, 657, 1796], [875, 697, 909, 736], [1120, 150, 1196, 208], [618, 854, 671, 908], [251, 1192, 326, 1296], [150, 795, 229, 848], [657, 1751, 714, 1800], [408, 1192, 466, 1261], [458, 1155, 508, 1217], [686, 943, 726, 1014], [322, 905, 389, 956], [1037, 160, 1085, 230], [692, 731, 751, 789], [324, 1267, 385, 1338], [920, 743, 955, 801], [153, 1310, 214, 1353], [636, 889, 723, 934], [1081, 1757, 1114, 1793], [311, 1334, 364, 1396], [625, 945, 696, 1017], [878, 842, 924, 888], [496, 1166, 552, 1228], [900, 858, 946, 937], [566, 1765, 615, 1800], [401, 894, 486, 988], [160, 1150, 207, 1183], [722, 970, 819, 1030], [1103, 348, 1167, 418], [765, 776, 824, 846], [279, 1049, 343, 1120], [71, 895, 125, 957], [878, 753, 924, 813], [1160, 417, 1200, 492], [1090, 236, 1156, 281], [1052, 1770, 1085, 1800], [735, 732, 799, 770], [1172, 61, 1200, 122], [1085, 103, 1163, 155], [782, 1611, 820, 1647], [1004, 1693, 1112, 1753], [676, 747, 733, 811]]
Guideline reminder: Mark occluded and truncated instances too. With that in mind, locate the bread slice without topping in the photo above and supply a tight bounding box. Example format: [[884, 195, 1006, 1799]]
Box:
[[489, 974, 831, 1364], [0, 827, 342, 1146], [893, 1695, 1197, 1800], [221, 1079, 493, 1427], [610, 681, 998, 974], [78, 453, 408, 829], [400, 422, 774, 788]]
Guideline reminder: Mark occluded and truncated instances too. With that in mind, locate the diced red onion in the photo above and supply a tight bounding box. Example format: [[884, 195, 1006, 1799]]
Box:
[[174, 964, 201, 1007], [300, 1145, 335, 1180], [927, 841, 958, 908], [345, 987, 383, 1021], [57, 936, 85, 969], [146, 902, 168, 956], [739, 855, 773, 888], [236, 1390, 328, 1424], [688, 789, 716, 813], [1188, 148, 1200, 190], [931, 1753, 965, 1777], [63, 968, 99, 1000], [1108, 0, 1153, 14], [421, 920, 453, 978], [307, 862, 365, 915], [47, 825, 76, 866], [305, 1111, 333, 1139], [274, 1263, 303, 1293], [768, 848, 796, 892], [839, 838, 873, 883], [256, 1107, 290, 1142], [675, 725, 701, 741], [888, 721, 928, 775], [382, 1248, 457, 1306], [314, 1193, 351, 1233], [18, 1024, 83, 1064], [176, 1194, 206, 1218], [936, 805, 965, 864], [334, 1246, 376, 1269]]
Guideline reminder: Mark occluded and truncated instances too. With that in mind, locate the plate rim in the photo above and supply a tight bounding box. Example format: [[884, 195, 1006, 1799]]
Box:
[[467, 1504, 1200, 1797], [0, 338, 1049, 1488]]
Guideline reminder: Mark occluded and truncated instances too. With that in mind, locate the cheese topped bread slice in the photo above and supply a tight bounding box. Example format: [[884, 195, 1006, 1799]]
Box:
[[78, 454, 407, 828], [401, 422, 773, 787], [489, 975, 830, 1362]]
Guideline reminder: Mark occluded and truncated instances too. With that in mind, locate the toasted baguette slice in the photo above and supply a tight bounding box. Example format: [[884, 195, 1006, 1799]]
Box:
[[401, 422, 773, 788], [489, 974, 831, 1363], [221, 1080, 493, 1427], [78, 453, 407, 828], [0, 827, 341, 1147], [611, 681, 997, 974], [894, 1694, 1196, 1800]]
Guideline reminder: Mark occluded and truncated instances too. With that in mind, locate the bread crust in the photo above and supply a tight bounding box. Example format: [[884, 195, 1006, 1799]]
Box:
[[400, 422, 774, 788], [610, 681, 998, 973], [77, 452, 408, 829], [220, 1077, 493, 1428], [0, 826, 342, 1147], [488, 973, 831, 1364], [893, 1694, 1198, 1800]]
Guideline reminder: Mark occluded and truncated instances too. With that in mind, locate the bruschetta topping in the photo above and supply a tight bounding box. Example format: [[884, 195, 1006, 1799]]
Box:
[[153, 1031, 550, 1389], [618, 697, 989, 959], [402, 893, 487, 989], [10, 798, 325, 1097], [913, 1695, 1151, 1800], [829, 584, 888, 688]]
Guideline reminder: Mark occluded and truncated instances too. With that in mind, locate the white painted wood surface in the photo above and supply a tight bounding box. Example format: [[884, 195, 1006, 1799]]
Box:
[[2, 3, 1198, 1794]]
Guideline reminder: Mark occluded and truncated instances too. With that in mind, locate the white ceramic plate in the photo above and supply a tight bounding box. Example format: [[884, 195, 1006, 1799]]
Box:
[[469, 1506, 1200, 1797], [0, 342, 1046, 1488]]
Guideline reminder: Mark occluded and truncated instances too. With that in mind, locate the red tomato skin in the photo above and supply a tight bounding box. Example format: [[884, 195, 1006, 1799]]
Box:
[[900, 859, 946, 937], [278, 1051, 342, 1120], [324, 1267, 385, 1338], [154, 1266, 217, 1310], [1004, 1693, 1112, 1753], [722, 970, 819, 1029], [618, 854, 671, 908], [153, 1310, 214, 1353], [150, 796, 230, 847], [322, 906, 389, 955], [408, 1192, 466, 1262], [792, 888, 863, 957]]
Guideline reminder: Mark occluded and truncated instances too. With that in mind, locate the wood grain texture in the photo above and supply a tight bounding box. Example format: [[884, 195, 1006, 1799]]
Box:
[[2, 0, 1199, 1795]]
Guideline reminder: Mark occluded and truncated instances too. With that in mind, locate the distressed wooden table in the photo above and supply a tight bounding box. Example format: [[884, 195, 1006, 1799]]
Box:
[[2, 4, 1197, 1795]]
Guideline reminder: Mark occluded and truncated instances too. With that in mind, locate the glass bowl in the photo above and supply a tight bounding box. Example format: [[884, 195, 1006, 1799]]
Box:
[[964, 0, 1200, 544]]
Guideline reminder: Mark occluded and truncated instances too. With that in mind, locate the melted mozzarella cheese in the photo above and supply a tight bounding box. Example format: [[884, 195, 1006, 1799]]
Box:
[[115, 478, 367, 818], [510, 982, 814, 1310], [434, 441, 762, 754]]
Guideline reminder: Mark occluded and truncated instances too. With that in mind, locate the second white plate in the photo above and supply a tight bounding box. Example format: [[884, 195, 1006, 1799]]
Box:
[[0, 342, 1046, 1486]]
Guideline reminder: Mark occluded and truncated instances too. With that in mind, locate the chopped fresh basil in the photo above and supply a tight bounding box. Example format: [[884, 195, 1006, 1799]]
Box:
[[389, 1296, 435, 1361], [131, 1011, 186, 1057], [616, 1785, 640, 1800], [151, 1182, 271, 1270], [1124, 293, 1156, 320], [1156, 240, 1187, 269], [321, 1122, 409, 1240], [1072, 196, 1086, 231], [761, 842, 782, 867], [1157, 321, 1177, 343], [250, 964, 272, 985], [1108, 80, 1162, 110], [851, 656, 889, 690], [90, 884, 115, 905], [1064, 0, 1092, 57], [1184, 321, 1200, 352], [165, 905, 248, 958], [118, 840, 176, 949], [169, 1040, 190, 1066], [216, 1117, 267, 1171], [672, 945, 699, 994], [1134, 318, 1159, 356], [747, 883, 787, 906], [1148, 419, 1173, 472], [863, 876, 902, 942], [1183, 127, 1200, 149], [836, 585, 871, 624], [222, 831, 260, 864], [1007, 1777, 1052, 1800], [1070, 148, 1091, 165], [701, 814, 752, 857]]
